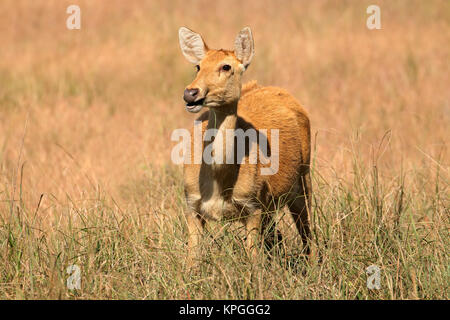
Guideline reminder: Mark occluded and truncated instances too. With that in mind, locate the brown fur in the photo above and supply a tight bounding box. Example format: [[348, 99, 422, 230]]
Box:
[[179, 28, 312, 265]]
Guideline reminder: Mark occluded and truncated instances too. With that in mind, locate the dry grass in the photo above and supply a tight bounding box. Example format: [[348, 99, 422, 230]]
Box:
[[0, 0, 448, 299]]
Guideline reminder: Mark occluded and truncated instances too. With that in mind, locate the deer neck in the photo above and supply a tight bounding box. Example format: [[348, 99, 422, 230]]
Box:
[[205, 102, 238, 174], [207, 103, 238, 131]]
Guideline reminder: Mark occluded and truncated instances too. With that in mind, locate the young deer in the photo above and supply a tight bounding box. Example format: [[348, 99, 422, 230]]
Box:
[[179, 27, 312, 265]]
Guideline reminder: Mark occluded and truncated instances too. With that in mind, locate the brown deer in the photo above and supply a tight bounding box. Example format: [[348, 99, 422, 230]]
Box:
[[178, 27, 312, 265]]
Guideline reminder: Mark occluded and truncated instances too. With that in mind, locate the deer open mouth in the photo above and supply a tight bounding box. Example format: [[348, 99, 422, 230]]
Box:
[[185, 98, 205, 113], [186, 98, 205, 107]]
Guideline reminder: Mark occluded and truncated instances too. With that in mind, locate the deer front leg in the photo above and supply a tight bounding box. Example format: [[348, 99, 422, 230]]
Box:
[[245, 209, 262, 262], [185, 210, 204, 268]]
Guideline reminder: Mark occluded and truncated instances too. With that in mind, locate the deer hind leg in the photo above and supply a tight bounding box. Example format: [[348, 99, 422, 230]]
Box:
[[244, 209, 263, 261], [260, 203, 282, 255], [185, 210, 205, 268], [288, 172, 312, 256]]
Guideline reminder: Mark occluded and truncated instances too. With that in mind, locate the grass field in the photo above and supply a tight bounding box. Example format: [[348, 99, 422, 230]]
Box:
[[0, 0, 448, 299]]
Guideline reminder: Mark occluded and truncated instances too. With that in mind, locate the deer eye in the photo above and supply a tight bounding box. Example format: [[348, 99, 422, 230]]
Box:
[[195, 65, 200, 72], [221, 64, 231, 71]]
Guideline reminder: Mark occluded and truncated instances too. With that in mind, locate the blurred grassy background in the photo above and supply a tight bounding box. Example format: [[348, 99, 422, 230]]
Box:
[[0, 0, 448, 299]]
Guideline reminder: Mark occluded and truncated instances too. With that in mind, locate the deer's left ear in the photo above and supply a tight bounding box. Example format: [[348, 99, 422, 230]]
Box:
[[234, 27, 254, 70], [179, 27, 208, 64]]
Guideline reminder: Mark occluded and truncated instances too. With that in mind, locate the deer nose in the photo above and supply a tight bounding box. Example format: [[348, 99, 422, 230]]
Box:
[[183, 88, 199, 103]]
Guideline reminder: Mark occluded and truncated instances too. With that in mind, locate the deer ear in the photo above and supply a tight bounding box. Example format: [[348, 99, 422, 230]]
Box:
[[179, 27, 208, 64], [234, 27, 254, 69]]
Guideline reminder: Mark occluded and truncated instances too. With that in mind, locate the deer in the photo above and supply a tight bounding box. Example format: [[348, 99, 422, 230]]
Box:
[[178, 26, 312, 266]]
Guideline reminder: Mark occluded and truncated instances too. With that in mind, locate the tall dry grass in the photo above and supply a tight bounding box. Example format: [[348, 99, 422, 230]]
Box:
[[0, 0, 448, 299]]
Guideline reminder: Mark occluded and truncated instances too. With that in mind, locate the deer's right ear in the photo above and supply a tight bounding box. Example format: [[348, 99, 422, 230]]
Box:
[[178, 27, 208, 64]]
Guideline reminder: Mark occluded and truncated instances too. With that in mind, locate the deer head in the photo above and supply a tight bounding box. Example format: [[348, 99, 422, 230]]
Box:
[[179, 27, 255, 113]]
